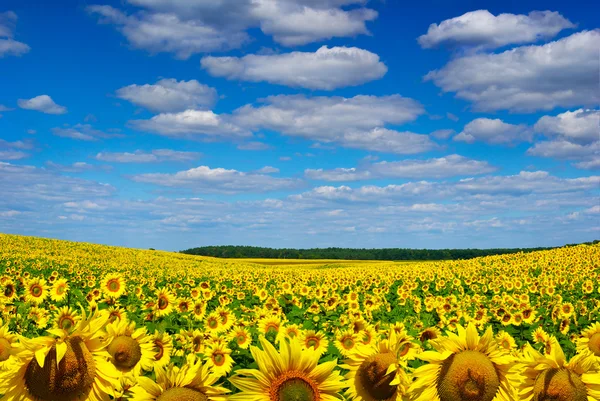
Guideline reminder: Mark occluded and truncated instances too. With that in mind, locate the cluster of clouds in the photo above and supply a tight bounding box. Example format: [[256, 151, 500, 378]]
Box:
[[87, 0, 377, 58], [1, 160, 597, 248], [0, 11, 30, 57]]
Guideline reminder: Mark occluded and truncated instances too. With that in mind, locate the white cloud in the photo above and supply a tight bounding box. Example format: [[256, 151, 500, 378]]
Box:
[[232, 94, 427, 153], [0, 150, 28, 160], [418, 10, 574, 50], [18, 95, 67, 114], [116, 78, 217, 112], [88, 5, 248, 59], [52, 124, 122, 141], [455, 118, 531, 144], [0, 11, 30, 57], [237, 141, 272, 151], [201, 46, 386, 90], [534, 109, 599, 145], [0, 105, 14, 111], [528, 109, 599, 169], [45, 161, 99, 173], [88, 1, 377, 58], [305, 154, 496, 181], [95, 149, 201, 163], [130, 110, 249, 139], [254, 0, 377, 46], [425, 30, 600, 112], [255, 166, 280, 174], [431, 129, 455, 139], [130, 165, 302, 194]]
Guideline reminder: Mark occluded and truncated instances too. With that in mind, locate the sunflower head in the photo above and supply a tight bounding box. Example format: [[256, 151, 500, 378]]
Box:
[[24, 336, 96, 401], [437, 350, 500, 401], [532, 368, 587, 401], [357, 352, 397, 399]]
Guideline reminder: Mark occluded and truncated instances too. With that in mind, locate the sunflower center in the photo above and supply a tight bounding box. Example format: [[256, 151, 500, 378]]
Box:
[[158, 296, 169, 310], [437, 350, 500, 401], [31, 285, 43, 297], [342, 337, 354, 349], [357, 352, 397, 400], [154, 340, 165, 360], [59, 316, 76, 331], [157, 387, 208, 401], [107, 335, 142, 370], [24, 336, 96, 401], [107, 279, 120, 292], [533, 368, 587, 401], [0, 338, 11, 361], [588, 333, 600, 356]]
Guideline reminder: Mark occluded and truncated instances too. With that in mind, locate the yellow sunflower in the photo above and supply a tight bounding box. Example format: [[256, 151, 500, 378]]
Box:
[[0, 309, 120, 401], [154, 288, 177, 318], [229, 326, 252, 349], [0, 318, 21, 371], [229, 337, 346, 401], [300, 330, 329, 357], [343, 328, 419, 401], [203, 342, 234, 376], [334, 328, 359, 357], [131, 354, 229, 401], [101, 273, 127, 299], [577, 322, 600, 359], [151, 330, 173, 370], [105, 317, 155, 376], [24, 277, 49, 305], [52, 306, 82, 333], [1, 278, 18, 302], [410, 322, 517, 401], [517, 336, 600, 401], [50, 278, 69, 302]]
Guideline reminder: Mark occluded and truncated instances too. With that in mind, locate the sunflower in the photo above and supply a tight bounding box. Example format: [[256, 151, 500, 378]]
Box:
[[343, 328, 418, 401], [576, 322, 600, 358], [154, 288, 177, 318], [204, 342, 234, 376], [52, 306, 82, 333], [0, 318, 21, 371], [410, 322, 517, 401], [229, 337, 346, 401], [334, 328, 359, 357], [300, 330, 329, 356], [105, 317, 154, 376], [131, 354, 229, 401], [101, 273, 127, 299], [229, 326, 252, 349], [50, 278, 69, 302], [1, 278, 18, 302], [151, 330, 173, 370], [517, 336, 600, 401], [0, 309, 120, 401], [24, 277, 49, 305]]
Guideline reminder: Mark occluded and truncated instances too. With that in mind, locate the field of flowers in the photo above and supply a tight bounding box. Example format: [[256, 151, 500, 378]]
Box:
[[0, 232, 599, 401]]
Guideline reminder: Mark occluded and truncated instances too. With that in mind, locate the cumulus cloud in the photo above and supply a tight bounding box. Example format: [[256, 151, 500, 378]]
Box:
[[116, 78, 217, 112], [201, 46, 387, 90], [455, 118, 532, 144], [425, 30, 600, 112], [52, 124, 123, 141], [305, 155, 495, 181], [18, 95, 67, 114], [130, 165, 302, 194], [130, 110, 249, 139], [534, 109, 599, 145], [87, 5, 248, 59], [88, 1, 376, 58], [232, 94, 429, 153], [0, 11, 30, 57], [419, 10, 574, 50], [528, 109, 599, 169], [95, 149, 201, 163]]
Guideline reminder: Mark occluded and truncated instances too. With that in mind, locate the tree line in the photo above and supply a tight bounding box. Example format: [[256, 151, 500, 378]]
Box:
[[180, 240, 598, 261]]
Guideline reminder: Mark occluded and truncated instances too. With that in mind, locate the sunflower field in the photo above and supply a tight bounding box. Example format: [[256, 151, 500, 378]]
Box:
[[0, 233, 599, 401]]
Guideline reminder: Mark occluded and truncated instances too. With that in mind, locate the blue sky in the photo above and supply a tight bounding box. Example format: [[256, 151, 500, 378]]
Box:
[[0, 0, 598, 251]]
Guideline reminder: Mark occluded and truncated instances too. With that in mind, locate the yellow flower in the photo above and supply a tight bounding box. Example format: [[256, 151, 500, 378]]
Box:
[[105, 317, 155, 376], [229, 337, 346, 401], [229, 327, 252, 349], [151, 330, 173, 370], [343, 327, 418, 401], [0, 309, 120, 401], [0, 318, 21, 371], [50, 278, 69, 302], [410, 323, 517, 401], [577, 322, 600, 359], [517, 336, 600, 401], [300, 329, 329, 356], [204, 342, 234, 376], [131, 354, 229, 401], [101, 273, 126, 299], [24, 277, 49, 305], [52, 306, 81, 333], [154, 288, 176, 318]]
